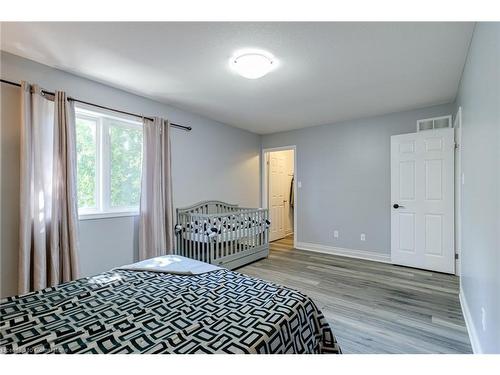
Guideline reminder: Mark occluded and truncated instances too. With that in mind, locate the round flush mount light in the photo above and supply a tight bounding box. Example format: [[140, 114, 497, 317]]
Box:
[[229, 50, 277, 79]]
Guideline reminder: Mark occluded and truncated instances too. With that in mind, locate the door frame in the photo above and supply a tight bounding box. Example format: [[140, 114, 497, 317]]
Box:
[[261, 145, 297, 248], [454, 106, 463, 276]]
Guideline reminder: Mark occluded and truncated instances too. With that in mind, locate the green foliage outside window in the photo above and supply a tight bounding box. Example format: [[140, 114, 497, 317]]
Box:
[[109, 122, 143, 208], [76, 118, 97, 209]]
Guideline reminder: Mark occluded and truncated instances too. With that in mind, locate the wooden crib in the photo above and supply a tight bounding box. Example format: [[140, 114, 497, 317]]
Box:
[[175, 200, 270, 269]]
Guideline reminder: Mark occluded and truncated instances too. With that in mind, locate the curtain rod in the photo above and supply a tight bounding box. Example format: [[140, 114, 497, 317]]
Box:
[[0, 78, 192, 132]]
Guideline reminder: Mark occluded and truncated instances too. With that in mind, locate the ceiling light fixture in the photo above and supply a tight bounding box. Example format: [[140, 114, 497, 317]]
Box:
[[230, 50, 277, 79]]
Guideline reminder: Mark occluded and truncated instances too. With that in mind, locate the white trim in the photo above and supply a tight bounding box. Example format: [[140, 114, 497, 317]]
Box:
[[101, 117, 111, 212], [262, 145, 297, 248], [75, 103, 142, 126], [295, 241, 392, 264], [454, 106, 463, 276], [459, 287, 483, 354], [79, 211, 139, 221]]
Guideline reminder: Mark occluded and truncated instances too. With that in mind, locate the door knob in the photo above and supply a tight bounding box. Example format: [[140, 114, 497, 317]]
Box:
[[393, 204, 403, 209]]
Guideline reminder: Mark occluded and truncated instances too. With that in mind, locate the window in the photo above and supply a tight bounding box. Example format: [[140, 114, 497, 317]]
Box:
[[75, 106, 143, 218]]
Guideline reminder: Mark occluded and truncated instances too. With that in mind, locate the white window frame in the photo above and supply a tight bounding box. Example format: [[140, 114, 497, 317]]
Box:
[[75, 112, 101, 217], [75, 105, 143, 220]]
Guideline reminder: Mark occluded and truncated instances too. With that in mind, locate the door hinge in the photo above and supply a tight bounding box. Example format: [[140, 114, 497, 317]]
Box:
[[455, 143, 459, 149], [455, 253, 459, 260]]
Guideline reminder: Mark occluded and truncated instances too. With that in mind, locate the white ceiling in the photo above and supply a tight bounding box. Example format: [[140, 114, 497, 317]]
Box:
[[1, 22, 474, 134]]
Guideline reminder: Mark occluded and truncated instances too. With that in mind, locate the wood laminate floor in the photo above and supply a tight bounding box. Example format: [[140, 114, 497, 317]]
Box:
[[239, 235, 472, 354]]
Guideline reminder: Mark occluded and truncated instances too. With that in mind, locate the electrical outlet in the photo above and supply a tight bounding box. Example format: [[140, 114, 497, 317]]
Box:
[[481, 307, 487, 331], [297, 181, 302, 188], [333, 230, 339, 239], [360, 233, 366, 241]]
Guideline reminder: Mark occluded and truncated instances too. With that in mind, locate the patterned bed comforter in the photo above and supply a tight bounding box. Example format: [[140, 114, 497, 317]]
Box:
[[0, 269, 341, 354]]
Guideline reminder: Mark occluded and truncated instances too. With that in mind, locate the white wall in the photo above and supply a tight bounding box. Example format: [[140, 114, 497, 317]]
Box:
[[261, 103, 455, 257], [454, 23, 499, 354], [0, 52, 261, 297]]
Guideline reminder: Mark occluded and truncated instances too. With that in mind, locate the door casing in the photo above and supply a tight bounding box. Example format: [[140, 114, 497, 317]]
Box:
[[262, 145, 297, 247], [268, 151, 286, 241], [454, 107, 462, 276]]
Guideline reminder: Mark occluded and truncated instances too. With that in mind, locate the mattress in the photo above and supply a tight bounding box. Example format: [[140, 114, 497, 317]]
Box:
[[0, 268, 341, 354]]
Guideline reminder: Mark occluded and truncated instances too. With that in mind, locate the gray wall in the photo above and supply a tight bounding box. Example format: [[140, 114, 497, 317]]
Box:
[[262, 103, 455, 255], [454, 23, 499, 354], [0, 52, 261, 297]]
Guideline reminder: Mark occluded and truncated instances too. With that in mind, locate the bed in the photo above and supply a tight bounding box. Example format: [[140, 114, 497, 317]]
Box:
[[175, 201, 270, 269], [0, 256, 341, 354]]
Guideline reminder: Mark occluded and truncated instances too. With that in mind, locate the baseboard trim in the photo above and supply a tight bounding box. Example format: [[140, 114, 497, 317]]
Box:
[[295, 241, 392, 264], [459, 287, 483, 354]]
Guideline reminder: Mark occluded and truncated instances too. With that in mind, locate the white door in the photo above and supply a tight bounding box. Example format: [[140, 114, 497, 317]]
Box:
[[391, 128, 455, 273], [269, 152, 286, 242]]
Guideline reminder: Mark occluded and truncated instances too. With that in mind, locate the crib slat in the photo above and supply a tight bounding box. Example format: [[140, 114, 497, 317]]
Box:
[[252, 210, 257, 250], [236, 213, 239, 254], [195, 214, 198, 260], [238, 213, 245, 253], [242, 210, 246, 252], [229, 215, 233, 257], [259, 209, 263, 247], [198, 214, 201, 261], [183, 213, 187, 258], [195, 217, 201, 260], [182, 214, 186, 254], [189, 215, 193, 259], [256, 210, 260, 248]]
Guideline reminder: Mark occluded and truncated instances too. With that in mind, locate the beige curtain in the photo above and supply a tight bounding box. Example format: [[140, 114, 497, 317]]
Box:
[[18, 82, 80, 294], [139, 117, 174, 260]]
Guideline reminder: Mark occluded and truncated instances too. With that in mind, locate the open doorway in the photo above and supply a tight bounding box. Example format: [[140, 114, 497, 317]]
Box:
[[262, 146, 296, 246]]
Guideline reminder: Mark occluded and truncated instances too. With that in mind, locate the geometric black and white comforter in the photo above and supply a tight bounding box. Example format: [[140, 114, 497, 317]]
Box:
[[0, 269, 341, 354]]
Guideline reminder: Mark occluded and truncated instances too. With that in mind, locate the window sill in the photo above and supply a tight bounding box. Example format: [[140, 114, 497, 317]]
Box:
[[79, 211, 139, 221]]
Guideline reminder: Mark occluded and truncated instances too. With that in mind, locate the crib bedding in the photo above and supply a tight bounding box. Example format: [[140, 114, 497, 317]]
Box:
[[176, 216, 270, 238], [181, 226, 267, 243], [0, 268, 341, 354]]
